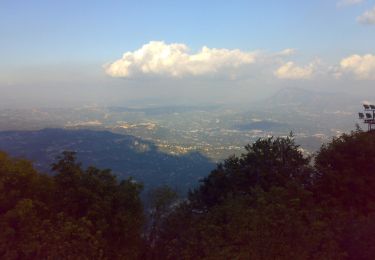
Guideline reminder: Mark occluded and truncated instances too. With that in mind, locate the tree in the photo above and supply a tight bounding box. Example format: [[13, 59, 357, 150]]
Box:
[[147, 186, 178, 258], [0, 150, 144, 259], [314, 130, 375, 214], [155, 136, 341, 259], [188, 135, 312, 210], [314, 130, 375, 260]]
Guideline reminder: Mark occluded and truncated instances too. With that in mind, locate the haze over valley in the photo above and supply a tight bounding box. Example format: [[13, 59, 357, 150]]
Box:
[[2, 1, 375, 258], [0, 87, 363, 158]]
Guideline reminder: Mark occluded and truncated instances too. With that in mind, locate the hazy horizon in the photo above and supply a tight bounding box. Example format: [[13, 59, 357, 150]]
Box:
[[1, 1, 375, 108]]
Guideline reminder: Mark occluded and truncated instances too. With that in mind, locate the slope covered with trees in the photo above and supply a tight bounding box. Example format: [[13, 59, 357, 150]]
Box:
[[1, 129, 375, 259], [0, 129, 215, 195], [0, 151, 144, 259], [153, 130, 375, 259]]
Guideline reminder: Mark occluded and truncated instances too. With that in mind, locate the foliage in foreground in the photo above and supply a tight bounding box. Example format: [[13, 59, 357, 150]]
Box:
[[0, 151, 143, 259], [153, 130, 375, 259], [2, 130, 375, 259]]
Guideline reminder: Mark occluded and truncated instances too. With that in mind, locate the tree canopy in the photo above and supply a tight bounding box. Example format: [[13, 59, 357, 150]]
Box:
[[2, 130, 375, 259], [0, 151, 143, 259], [154, 131, 375, 259]]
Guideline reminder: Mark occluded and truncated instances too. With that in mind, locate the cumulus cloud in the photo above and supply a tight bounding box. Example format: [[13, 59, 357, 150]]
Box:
[[337, 0, 363, 7], [274, 61, 315, 80], [357, 6, 375, 24], [105, 41, 257, 79], [339, 54, 375, 80], [277, 48, 296, 56]]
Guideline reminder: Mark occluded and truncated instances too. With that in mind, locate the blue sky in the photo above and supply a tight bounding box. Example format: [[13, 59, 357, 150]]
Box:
[[1, 0, 375, 107]]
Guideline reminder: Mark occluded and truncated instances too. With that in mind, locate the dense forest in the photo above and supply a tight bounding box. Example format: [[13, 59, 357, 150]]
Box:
[[1, 129, 375, 259]]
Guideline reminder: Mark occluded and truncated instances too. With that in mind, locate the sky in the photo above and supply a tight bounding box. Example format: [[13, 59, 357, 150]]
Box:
[[0, 0, 375, 108]]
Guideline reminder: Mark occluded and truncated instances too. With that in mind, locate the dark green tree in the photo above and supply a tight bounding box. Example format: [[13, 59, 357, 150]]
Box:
[[189, 135, 312, 210], [155, 136, 341, 259], [0, 150, 144, 259], [314, 130, 375, 260], [314, 130, 375, 214], [147, 185, 178, 259]]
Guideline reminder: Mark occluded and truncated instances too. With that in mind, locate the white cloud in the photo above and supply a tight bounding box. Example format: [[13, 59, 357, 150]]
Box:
[[274, 62, 315, 80], [339, 54, 375, 80], [337, 0, 363, 7], [277, 48, 296, 57], [105, 41, 257, 79], [358, 6, 375, 24]]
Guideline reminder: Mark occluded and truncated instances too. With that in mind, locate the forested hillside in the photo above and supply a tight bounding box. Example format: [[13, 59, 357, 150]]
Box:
[[1, 129, 375, 259], [0, 129, 215, 195]]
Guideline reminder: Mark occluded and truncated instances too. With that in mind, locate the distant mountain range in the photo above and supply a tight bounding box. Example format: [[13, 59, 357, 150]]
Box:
[[261, 87, 361, 112], [0, 129, 215, 194]]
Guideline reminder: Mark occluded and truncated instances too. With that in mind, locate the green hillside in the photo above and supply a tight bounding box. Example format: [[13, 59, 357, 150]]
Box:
[[1, 129, 375, 259]]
